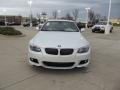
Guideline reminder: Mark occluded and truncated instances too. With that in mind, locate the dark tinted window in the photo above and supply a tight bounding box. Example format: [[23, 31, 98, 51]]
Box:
[[41, 21, 79, 32]]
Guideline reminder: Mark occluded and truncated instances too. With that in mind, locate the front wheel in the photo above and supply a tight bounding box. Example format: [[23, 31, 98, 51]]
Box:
[[110, 30, 112, 33], [92, 30, 95, 33], [110, 27, 113, 33]]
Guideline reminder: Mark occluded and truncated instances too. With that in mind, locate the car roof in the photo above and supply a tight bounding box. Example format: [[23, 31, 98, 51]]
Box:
[[47, 19, 75, 22]]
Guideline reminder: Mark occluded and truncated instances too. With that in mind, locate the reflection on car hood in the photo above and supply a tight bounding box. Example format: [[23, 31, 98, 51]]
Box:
[[30, 31, 89, 48]]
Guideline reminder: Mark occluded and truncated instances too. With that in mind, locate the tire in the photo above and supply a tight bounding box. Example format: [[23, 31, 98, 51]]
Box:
[[110, 30, 112, 33], [101, 30, 105, 33], [92, 30, 95, 33], [110, 27, 113, 33]]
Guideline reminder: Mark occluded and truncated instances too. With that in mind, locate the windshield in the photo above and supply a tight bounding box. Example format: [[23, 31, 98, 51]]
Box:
[[41, 21, 79, 32], [97, 22, 107, 25], [97, 22, 112, 25]]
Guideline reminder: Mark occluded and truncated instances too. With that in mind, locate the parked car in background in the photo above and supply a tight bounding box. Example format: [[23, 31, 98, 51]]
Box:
[[28, 20, 91, 69], [7, 22, 15, 26], [23, 21, 38, 27], [77, 22, 86, 29], [87, 22, 94, 28], [0, 21, 9, 26], [23, 22, 30, 27], [92, 21, 113, 33], [39, 22, 44, 27], [0, 21, 5, 26], [77, 22, 94, 29], [36, 22, 45, 30]]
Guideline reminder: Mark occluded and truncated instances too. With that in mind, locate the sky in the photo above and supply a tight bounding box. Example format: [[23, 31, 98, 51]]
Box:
[[0, 0, 120, 21]]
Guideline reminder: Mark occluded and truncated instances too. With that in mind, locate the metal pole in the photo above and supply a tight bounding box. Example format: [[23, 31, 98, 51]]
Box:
[[57, 10, 61, 19], [105, 0, 112, 34], [5, 15, 7, 27], [28, 0, 33, 27], [30, 3, 32, 27], [86, 10, 88, 28], [85, 8, 90, 29], [3, 9, 7, 27]]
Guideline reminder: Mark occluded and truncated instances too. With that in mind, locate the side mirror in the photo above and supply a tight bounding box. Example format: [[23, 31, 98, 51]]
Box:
[[80, 28, 85, 32]]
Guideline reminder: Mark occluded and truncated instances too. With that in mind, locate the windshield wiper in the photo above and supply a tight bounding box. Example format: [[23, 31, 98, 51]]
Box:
[[53, 30, 73, 32], [41, 30, 78, 32], [59, 30, 78, 32], [41, 30, 54, 31], [41, 30, 64, 31]]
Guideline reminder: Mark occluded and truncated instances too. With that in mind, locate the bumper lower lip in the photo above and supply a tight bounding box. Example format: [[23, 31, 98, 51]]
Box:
[[42, 61, 75, 68], [29, 58, 90, 69], [29, 56, 90, 69]]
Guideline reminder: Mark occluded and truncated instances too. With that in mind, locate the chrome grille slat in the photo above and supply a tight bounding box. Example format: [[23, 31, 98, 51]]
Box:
[[60, 49, 73, 55], [45, 48, 74, 55], [45, 48, 58, 55]]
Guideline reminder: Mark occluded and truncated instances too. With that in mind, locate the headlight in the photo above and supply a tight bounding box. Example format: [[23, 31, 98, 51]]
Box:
[[77, 46, 89, 53], [30, 45, 41, 52]]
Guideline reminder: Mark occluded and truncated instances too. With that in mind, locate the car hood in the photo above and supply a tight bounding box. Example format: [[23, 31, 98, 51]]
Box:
[[30, 31, 89, 48], [94, 25, 106, 28]]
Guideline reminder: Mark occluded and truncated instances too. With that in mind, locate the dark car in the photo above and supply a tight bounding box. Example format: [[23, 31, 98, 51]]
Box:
[[23, 22, 30, 27], [0, 21, 5, 26], [87, 22, 94, 28], [77, 22, 86, 29]]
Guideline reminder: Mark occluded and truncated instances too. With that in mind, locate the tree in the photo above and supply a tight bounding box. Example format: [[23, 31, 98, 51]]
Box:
[[100, 16, 107, 21], [72, 9, 79, 21], [41, 12, 47, 22], [41, 12, 47, 16], [36, 13, 41, 19], [88, 10, 95, 23], [52, 10, 58, 19], [95, 14, 101, 22], [65, 13, 73, 20], [88, 10, 101, 24], [36, 13, 41, 23]]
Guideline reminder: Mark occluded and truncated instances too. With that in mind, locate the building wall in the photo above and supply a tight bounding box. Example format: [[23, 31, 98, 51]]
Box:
[[0, 15, 22, 24]]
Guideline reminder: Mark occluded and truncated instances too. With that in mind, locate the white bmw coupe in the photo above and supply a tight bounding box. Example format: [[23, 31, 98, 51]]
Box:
[[28, 20, 91, 69]]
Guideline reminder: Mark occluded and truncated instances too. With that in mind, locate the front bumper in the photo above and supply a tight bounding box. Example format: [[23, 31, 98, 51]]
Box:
[[92, 28, 105, 32], [28, 48, 91, 69]]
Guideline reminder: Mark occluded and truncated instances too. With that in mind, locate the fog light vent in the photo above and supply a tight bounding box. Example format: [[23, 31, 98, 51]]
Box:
[[79, 60, 88, 65], [30, 58, 39, 64]]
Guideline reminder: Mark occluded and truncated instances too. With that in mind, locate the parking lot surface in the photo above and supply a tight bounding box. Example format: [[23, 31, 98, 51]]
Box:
[[0, 26, 120, 90]]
